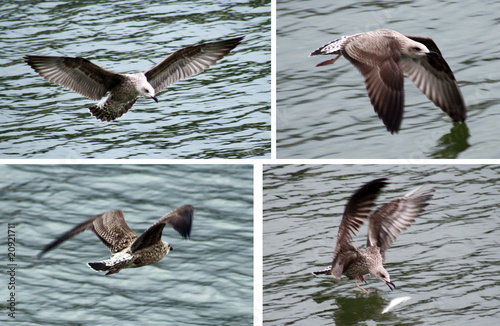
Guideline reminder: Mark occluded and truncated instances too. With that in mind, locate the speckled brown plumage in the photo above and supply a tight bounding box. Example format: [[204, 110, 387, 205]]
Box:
[[25, 36, 243, 121], [39, 205, 193, 275]]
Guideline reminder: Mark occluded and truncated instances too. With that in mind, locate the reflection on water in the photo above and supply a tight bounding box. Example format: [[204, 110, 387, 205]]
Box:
[[430, 123, 470, 158]]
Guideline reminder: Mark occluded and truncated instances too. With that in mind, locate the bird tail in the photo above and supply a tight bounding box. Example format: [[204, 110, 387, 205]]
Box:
[[87, 252, 133, 274], [88, 261, 111, 271], [89, 98, 137, 122], [309, 36, 347, 57], [312, 265, 332, 276], [88, 102, 109, 122]]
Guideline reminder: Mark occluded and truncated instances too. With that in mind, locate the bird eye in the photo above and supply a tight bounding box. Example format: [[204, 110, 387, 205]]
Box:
[[412, 47, 421, 51]]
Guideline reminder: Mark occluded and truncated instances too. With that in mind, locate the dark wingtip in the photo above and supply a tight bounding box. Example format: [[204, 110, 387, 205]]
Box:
[[37, 243, 56, 259], [426, 51, 440, 58], [222, 36, 245, 46], [389, 128, 399, 135], [173, 205, 194, 239], [386, 120, 401, 134], [366, 178, 389, 189]]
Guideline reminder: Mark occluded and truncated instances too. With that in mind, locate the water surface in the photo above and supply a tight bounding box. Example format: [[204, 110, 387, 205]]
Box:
[[0, 164, 253, 325], [264, 164, 500, 325], [277, 0, 500, 158], [1, 1, 270, 159]]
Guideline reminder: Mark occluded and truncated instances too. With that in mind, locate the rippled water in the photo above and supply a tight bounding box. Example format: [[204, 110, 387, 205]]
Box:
[[1, 1, 270, 159], [277, 0, 500, 158], [0, 164, 253, 325], [264, 164, 500, 325]]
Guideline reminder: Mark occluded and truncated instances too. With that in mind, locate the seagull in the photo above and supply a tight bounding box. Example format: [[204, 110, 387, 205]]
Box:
[[25, 36, 244, 122], [312, 178, 434, 293], [38, 205, 193, 275], [310, 29, 466, 133]]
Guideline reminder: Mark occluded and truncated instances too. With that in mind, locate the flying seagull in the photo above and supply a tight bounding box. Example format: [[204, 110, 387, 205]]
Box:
[[38, 205, 193, 275], [310, 29, 466, 133], [312, 178, 434, 292], [25, 36, 244, 122]]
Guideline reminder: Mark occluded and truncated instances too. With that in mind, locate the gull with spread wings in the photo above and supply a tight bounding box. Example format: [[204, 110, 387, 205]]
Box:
[[26, 37, 243, 121], [312, 179, 434, 292], [38, 205, 193, 275], [310, 29, 465, 133]]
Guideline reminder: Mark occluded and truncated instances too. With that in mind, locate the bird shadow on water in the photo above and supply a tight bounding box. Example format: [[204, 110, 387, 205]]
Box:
[[311, 290, 418, 326], [430, 122, 470, 158]]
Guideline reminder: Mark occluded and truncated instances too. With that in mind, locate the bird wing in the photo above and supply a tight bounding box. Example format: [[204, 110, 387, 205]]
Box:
[[130, 205, 194, 253], [402, 36, 466, 123], [144, 37, 243, 93], [343, 37, 405, 134], [38, 210, 138, 257], [331, 178, 388, 275], [367, 186, 435, 260], [25, 55, 123, 101], [331, 245, 361, 279]]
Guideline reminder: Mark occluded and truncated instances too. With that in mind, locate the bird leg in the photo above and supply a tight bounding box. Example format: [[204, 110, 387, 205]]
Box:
[[355, 277, 377, 293], [355, 279, 369, 293], [316, 53, 342, 67], [105, 269, 121, 275]]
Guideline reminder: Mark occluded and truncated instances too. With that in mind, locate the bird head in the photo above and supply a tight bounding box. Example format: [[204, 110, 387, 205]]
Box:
[[405, 41, 439, 58], [141, 84, 158, 102], [164, 241, 173, 253], [374, 267, 396, 291], [365, 248, 396, 291]]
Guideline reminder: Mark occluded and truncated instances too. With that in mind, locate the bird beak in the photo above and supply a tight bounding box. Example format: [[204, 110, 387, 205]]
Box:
[[170, 246, 173, 251], [426, 51, 440, 58], [386, 281, 396, 291], [152, 96, 158, 103]]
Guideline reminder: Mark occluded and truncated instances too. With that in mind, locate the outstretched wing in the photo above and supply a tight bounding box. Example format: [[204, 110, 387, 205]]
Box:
[[330, 178, 388, 277], [131, 205, 194, 253], [38, 210, 138, 257], [144, 37, 243, 93], [367, 186, 435, 260], [343, 35, 405, 134], [402, 36, 466, 123], [25, 55, 123, 101]]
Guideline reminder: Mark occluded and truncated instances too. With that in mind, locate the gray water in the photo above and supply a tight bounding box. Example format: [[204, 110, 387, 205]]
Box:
[[277, 0, 500, 159], [1, 1, 270, 159], [264, 164, 500, 325], [0, 164, 253, 325]]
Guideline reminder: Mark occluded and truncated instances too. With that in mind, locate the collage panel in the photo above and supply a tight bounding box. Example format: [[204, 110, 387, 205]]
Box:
[[264, 164, 500, 324], [4, 1, 270, 159], [277, 0, 500, 159], [3, 0, 500, 325], [1, 164, 253, 325]]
